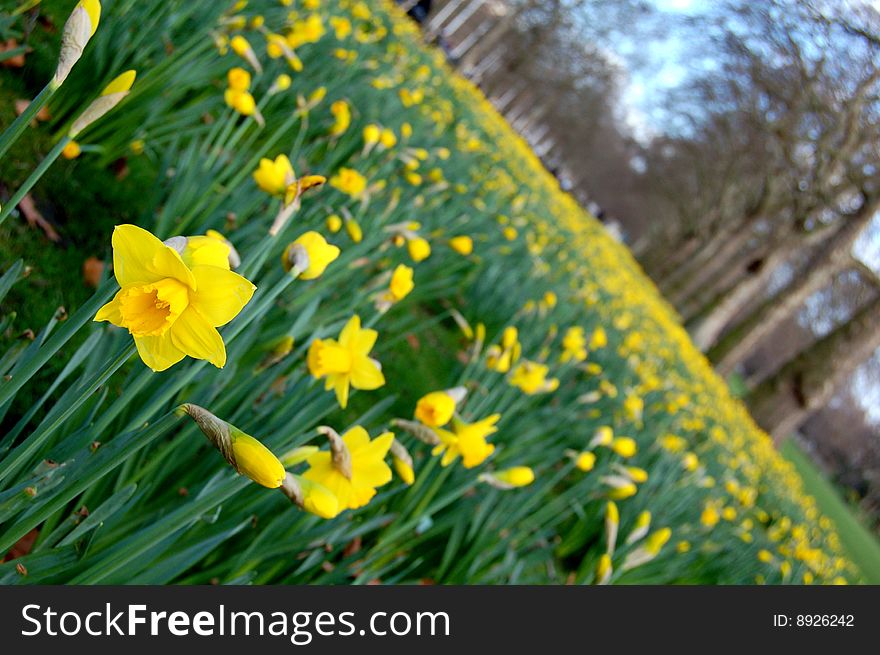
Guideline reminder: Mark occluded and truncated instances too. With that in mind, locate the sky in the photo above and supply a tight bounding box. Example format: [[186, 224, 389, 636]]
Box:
[[616, 0, 710, 140]]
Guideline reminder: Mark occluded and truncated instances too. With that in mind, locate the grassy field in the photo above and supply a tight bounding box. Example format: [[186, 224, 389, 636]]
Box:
[[0, 0, 862, 585], [780, 440, 880, 583]]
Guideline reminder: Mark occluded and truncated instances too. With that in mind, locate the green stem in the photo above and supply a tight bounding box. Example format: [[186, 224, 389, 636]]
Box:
[[0, 278, 115, 411], [0, 411, 181, 555], [0, 342, 136, 487], [0, 81, 57, 162], [0, 135, 69, 227]]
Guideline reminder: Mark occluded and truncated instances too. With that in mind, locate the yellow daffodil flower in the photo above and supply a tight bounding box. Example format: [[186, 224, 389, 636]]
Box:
[[329, 167, 367, 197], [307, 315, 385, 408], [329, 100, 351, 136], [95, 225, 255, 371], [254, 154, 294, 196], [227, 66, 251, 91], [282, 231, 340, 279], [509, 359, 558, 394], [414, 390, 456, 427], [560, 326, 587, 363], [480, 466, 535, 489], [303, 426, 394, 514], [432, 413, 499, 468]]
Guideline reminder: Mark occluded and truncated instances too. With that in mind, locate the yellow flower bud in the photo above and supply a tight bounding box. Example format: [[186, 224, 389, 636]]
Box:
[[492, 466, 534, 488], [407, 237, 431, 262], [596, 554, 613, 585], [607, 482, 637, 500], [380, 128, 397, 148], [231, 433, 286, 488], [574, 451, 596, 472], [644, 528, 672, 555], [392, 456, 415, 485], [345, 219, 363, 243], [448, 235, 473, 255], [624, 466, 648, 483], [590, 425, 614, 447], [610, 437, 637, 458], [62, 140, 82, 159], [69, 69, 136, 136], [326, 214, 343, 233], [54, 0, 102, 86], [363, 124, 381, 145]]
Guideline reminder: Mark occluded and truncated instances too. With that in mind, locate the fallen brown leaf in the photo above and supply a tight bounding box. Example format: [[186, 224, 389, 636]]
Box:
[[82, 256, 105, 288], [14, 99, 50, 122], [0, 39, 28, 68], [18, 194, 61, 242], [3, 528, 39, 562]]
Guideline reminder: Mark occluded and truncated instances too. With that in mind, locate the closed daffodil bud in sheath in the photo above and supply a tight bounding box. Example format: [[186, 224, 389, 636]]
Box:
[[54, 0, 101, 87], [179, 404, 285, 488], [70, 70, 136, 137]]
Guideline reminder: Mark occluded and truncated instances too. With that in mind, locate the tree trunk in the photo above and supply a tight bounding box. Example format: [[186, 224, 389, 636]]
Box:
[[689, 235, 802, 349], [746, 294, 880, 439], [667, 215, 764, 308], [712, 198, 878, 375]]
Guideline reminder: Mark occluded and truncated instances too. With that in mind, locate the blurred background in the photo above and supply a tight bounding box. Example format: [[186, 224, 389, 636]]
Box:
[[398, 0, 880, 535]]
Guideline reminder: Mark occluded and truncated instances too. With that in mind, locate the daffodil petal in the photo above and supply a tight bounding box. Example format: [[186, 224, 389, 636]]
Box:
[[333, 375, 351, 408], [134, 334, 186, 372], [352, 459, 392, 489], [190, 265, 256, 327], [350, 357, 385, 390], [342, 426, 371, 451], [347, 483, 377, 509], [169, 306, 226, 368], [182, 236, 231, 269], [94, 294, 123, 325], [337, 315, 378, 354], [353, 431, 394, 461], [112, 224, 196, 289]]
